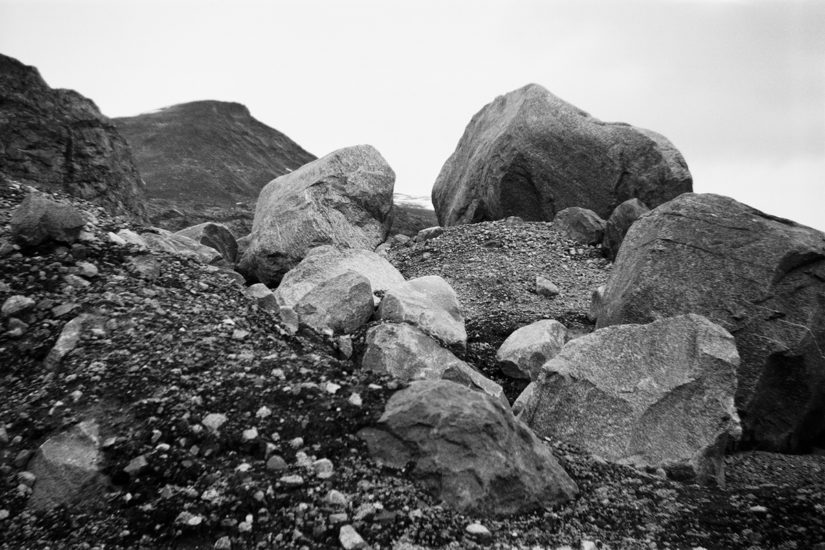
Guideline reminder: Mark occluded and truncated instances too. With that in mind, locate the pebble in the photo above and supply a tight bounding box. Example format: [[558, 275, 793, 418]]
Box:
[[266, 455, 287, 471], [749, 505, 768, 513], [0, 509, 8, 520], [18, 471, 36, 487], [124, 455, 149, 475], [279, 474, 305, 487], [535, 275, 560, 297], [339, 524, 367, 550], [325, 382, 341, 394], [242, 427, 258, 441], [329, 512, 348, 524], [238, 514, 253, 532], [466, 522, 492, 542], [202, 413, 228, 432], [348, 393, 363, 407], [231, 329, 249, 340], [256, 406, 272, 419], [214, 536, 232, 549], [289, 437, 304, 449], [1, 295, 35, 317], [0, 426, 8, 445], [314, 458, 334, 479], [75, 261, 98, 278], [325, 489, 349, 508]]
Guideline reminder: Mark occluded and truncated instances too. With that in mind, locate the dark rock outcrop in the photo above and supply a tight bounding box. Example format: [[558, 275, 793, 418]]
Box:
[[432, 84, 691, 225], [602, 198, 650, 261], [0, 54, 145, 218], [598, 193, 825, 451]]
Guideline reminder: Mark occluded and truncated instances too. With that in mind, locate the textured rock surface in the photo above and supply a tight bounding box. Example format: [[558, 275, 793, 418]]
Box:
[[27, 420, 106, 510], [362, 322, 507, 405], [553, 207, 606, 245], [597, 193, 825, 451], [10, 193, 86, 246], [238, 145, 395, 284], [294, 271, 374, 334], [496, 319, 567, 380], [359, 379, 577, 516], [175, 222, 238, 264], [139, 229, 223, 264], [274, 246, 404, 308], [377, 275, 467, 351], [520, 314, 741, 483], [0, 54, 145, 218], [602, 198, 650, 261], [432, 83, 691, 225]]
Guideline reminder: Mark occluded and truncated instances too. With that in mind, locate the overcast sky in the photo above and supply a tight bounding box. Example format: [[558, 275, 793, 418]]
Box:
[[1, 0, 823, 230]]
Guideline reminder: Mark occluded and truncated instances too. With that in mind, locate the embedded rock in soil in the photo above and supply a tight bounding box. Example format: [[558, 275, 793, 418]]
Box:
[[243, 283, 278, 311], [496, 319, 567, 380], [274, 245, 404, 308], [362, 322, 507, 405], [602, 198, 649, 261], [431, 83, 692, 225], [10, 192, 86, 247], [376, 275, 467, 351], [359, 379, 578, 516], [519, 314, 742, 484], [237, 144, 395, 284], [553, 207, 606, 245], [597, 193, 825, 452], [293, 270, 374, 334], [175, 222, 238, 264]]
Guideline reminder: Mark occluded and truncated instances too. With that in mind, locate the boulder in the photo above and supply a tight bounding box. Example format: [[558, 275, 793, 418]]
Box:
[[10, 193, 86, 247], [27, 420, 107, 510], [553, 207, 606, 245], [237, 145, 395, 284], [602, 198, 650, 261], [358, 379, 577, 516], [294, 271, 374, 334], [597, 193, 825, 451], [496, 319, 567, 380], [414, 226, 444, 242], [274, 246, 404, 308], [376, 275, 466, 351], [362, 322, 507, 405], [175, 222, 238, 264], [0, 54, 145, 218], [519, 314, 741, 484], [139, 229, 223, 264], [432, 83, 691, 225], [535, 276, 559, 297]]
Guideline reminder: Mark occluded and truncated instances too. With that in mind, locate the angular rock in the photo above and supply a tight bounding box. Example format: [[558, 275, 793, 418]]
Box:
[[519, 314, 741, 484], [175, 222, 238, 264], [376, 275, 466, 351], [0, 54, 145, 218], [139, 229, 223, 264], [2, 295, 35, 318], [414, 226, 444, 242], [274, 246, 404, 309], [602, 198, 650, 261], [536, 276, 559, 297], [294, 271, 374, 334], [238, 145, 395, 284], [496, 320, 567, 380], [553, 207, 606, 245], [588, 285, 606, 323], [597, 193, 825, 451], [359, 379, 577, 516], [244, 283, 279, 312], [432, 83, 691, 225], [10, 193, 86, 247], [27, 420, 106, 510], [43, 314, 98, 369], [362, 323, 506, 405]]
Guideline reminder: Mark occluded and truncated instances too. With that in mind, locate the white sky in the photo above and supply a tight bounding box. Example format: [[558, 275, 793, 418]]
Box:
[[1, 0, 823, 230]]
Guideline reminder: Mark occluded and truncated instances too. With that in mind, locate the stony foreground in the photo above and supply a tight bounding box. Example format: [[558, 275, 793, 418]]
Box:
[[1, 181, 825, 549]]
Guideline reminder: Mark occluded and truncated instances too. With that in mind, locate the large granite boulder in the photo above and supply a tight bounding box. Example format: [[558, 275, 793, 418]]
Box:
[[553, 207, 606, 245], [496, 319, 567, 380], [358, 379, 577, 516], [432, 84, 691, 225], [597, 193, 825, 451], [10, 192, 86, 246], [0, 54, 145, 218], [175, 222, 238, 264], [274, 246, 405, 308], [294, 271, 374, 335], [376, 275, 467, 351], [237, 145, 395, 284], [362, 322, 507, 405], [602, 198, 650, 261], [519, 314, 741, 484]]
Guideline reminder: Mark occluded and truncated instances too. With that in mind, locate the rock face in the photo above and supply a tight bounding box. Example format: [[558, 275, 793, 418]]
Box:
[[496, 319, 567, 380], [432, 84, 691, 225], [362, 322, 507, 405], [597, 193, 825, 452], [553, 207, 606, 245], [0, 54, 145, 218], [602, 198, 650, 261], [376, 275, 467, 351], [293, 271, 374, 334], [520, 314, 741, 483], [175, 223, 238, 264], [10, 193, 86, 246], [359, 379, 577, 516], [238, 145, 395, 284], [274, 246, 405, 308], [27, 420, 106, 510]]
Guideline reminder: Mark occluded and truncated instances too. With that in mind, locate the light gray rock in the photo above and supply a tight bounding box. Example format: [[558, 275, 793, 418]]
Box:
[[43, 314, 102, 369], [294, 271, 374, 334], [175, 222, 238, 264], [553, 207, 606, 245], [597, 193, 825, 452], [238, 145, 395, 285], [496, 319, 567, 380], [244, 283, 278, 312], [432, 84, 692, 225], [536, 276, 559, 297], [10, 193, 86, 246], [274, 246, 404, 309], [140, 229, 223, 264], [602, 198, 650, 261], [2, 295, 35, 318], [376, 275, 466, 351], [414, 226, 444, 242], [519, 314, 741, 484], [362, 322, 507, 406], [339, 524, 368, 550], [358, 379, 577, 516]]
